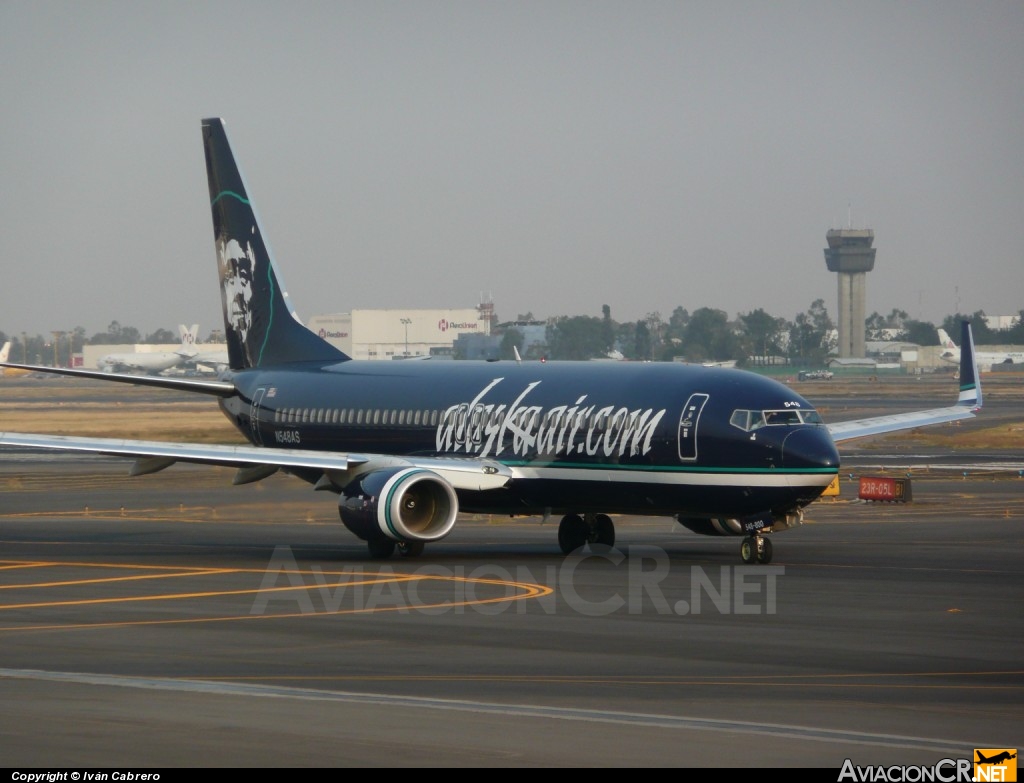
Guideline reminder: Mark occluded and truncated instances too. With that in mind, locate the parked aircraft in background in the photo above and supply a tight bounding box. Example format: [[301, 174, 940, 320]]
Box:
[[0, 118, 983, 563], [186, 345, 230, 375], [938, 328, 1023, 367], [97, 325, 199, 374], [0, 341, 34, 378]]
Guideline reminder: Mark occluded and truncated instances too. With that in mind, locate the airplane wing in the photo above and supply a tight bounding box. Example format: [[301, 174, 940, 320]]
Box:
[[0, 359, 509, 490], [826, 320, 982, 444], [0, 432, 512, 492], [0, 358, 507, 491], [827, 404, 975, 443]]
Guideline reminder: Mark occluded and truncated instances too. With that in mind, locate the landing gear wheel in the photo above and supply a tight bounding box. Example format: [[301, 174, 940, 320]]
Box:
[[756, 537, 773, 564], [367, 539, 396, 559], [591, 513, 615, 549], [558, 514, 588, 554], [397, 541, 425, 558], [740, 537, 757, 564]]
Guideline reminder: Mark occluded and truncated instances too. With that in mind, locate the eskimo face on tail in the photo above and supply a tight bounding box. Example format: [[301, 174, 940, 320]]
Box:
[[218, 237, 258, 362]]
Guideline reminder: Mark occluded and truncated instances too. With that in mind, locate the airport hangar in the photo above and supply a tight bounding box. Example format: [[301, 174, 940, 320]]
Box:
[[306, 304, 494, 360], [79, 304, 495, 369]]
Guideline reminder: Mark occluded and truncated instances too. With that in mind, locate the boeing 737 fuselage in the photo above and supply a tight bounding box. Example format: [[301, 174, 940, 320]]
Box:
[[221, 358, 837, 520]]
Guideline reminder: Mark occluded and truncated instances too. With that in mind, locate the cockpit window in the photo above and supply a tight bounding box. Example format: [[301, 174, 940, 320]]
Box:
[[764, 410, 801, 426], [730, 410, 763, 430], [730, 408, 822, 431], [729, 410, 749, 430]]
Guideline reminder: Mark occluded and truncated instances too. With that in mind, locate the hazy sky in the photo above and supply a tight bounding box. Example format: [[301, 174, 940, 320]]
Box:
[[2, 1, 1022, 338]]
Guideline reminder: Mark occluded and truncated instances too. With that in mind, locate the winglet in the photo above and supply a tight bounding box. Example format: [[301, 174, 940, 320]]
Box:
[[957, 319, 982, 409]]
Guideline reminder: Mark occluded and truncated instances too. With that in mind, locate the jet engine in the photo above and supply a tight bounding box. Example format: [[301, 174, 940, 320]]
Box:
[[338, 467, 459, 544]]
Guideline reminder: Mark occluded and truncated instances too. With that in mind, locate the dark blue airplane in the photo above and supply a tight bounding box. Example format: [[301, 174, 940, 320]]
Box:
[[0, 119, 983, 562]]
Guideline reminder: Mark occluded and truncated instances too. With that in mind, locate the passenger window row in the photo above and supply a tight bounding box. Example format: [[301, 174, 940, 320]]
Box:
[[273, 408, 442, 427]]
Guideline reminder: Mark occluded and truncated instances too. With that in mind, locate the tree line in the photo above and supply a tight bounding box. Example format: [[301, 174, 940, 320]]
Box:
[[2, 306, 1022, 367], [499, 304, 1024, 364]]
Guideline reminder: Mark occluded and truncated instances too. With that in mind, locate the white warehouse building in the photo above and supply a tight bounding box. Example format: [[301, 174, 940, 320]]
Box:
[[307, 306, 492, 361]]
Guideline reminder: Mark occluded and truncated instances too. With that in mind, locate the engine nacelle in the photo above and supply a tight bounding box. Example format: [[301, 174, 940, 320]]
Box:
[[339, 467, 459, 543]]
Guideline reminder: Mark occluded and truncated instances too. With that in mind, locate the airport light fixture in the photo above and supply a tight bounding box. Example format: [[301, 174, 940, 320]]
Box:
[[400, 317, 412, 356]]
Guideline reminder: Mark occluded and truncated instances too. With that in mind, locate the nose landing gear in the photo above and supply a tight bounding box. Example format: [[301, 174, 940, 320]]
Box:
[[740, 535, 773, 564]]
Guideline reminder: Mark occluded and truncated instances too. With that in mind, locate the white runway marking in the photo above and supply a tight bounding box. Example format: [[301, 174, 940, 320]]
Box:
[[0, 667, 975, 753]]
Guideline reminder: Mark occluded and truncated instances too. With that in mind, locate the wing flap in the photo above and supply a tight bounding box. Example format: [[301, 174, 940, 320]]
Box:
[[0, 432, 361, 471]]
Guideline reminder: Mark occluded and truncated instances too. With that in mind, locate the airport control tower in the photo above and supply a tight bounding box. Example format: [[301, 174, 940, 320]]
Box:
[[824, 228, 876, 358]]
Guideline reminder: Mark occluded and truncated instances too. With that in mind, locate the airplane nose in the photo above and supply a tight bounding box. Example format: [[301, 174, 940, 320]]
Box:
[[781, 427, 840, 470]]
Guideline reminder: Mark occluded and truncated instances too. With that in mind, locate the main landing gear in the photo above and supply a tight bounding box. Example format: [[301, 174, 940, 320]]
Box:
[[740, 535, 773, 564], [366, 539, 425, 559], [558, 513, 616, 554]]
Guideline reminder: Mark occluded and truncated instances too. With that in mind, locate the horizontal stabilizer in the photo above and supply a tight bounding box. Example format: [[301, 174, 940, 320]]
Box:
[[0, 362, 236, 396]]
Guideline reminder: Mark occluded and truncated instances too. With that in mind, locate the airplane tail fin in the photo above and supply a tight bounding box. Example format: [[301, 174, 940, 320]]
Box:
[[937, 328, 957, 350], [0, 341, 10, 363], [175, 324, 199, 359], [201, 118, 349, 370], [957, 320, 982, 409], [178, 324, 199, 345]]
